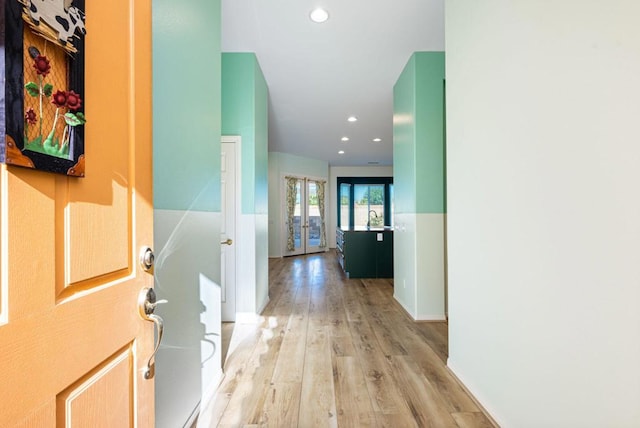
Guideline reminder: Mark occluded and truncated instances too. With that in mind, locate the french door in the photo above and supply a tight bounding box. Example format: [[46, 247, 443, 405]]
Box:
[[283, 176, 326, 256]]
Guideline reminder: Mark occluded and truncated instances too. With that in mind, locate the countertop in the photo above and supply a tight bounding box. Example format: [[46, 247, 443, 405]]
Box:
[[338, 226, 394, 232]]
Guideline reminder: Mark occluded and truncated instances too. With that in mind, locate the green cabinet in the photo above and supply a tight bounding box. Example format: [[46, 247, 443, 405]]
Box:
[[336, 228, 394, 278]]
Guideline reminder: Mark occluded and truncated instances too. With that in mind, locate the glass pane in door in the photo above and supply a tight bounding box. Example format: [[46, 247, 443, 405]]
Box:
[[293, 181, 302, 250], [307, 182, 321, 248]]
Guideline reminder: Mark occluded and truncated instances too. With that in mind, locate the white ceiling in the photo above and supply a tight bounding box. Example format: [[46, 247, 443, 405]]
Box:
[[221, 0, 444, 166]]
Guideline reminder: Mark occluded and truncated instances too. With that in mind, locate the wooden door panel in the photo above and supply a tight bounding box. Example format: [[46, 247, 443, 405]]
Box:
[[63, 170, 130, 287], [52, 284, 140, 382], [0, 243, 146, 424], [63, 0, 134, 288], [5, 169, 56, 319], [14, 401, 56, 428], [0, 0, 154, 425], [57, 346, 133, 428], [0, 170, 4, 326]]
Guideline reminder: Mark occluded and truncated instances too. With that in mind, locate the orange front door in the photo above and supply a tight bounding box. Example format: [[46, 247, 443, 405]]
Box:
[[0, 0, 154, 426]]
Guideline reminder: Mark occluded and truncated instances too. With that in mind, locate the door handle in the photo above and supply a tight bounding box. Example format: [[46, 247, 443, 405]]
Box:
[[138, 287, 167, 379], [220, 238, 233, 246]]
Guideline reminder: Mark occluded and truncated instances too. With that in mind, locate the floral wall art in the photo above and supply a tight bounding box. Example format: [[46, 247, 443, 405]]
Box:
[[2, 0, 86, 176]]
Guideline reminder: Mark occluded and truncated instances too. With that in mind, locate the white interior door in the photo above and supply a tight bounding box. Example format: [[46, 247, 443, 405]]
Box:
[[283, 177, 325, 256], [221, 140, 238, 322]]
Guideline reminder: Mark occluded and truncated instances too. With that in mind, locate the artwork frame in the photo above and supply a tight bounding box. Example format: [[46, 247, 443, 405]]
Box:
[[1, 0, 86, 177]]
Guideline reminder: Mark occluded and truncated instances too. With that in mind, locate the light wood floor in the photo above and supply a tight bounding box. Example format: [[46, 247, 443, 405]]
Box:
[[199, 251, 495, 427]]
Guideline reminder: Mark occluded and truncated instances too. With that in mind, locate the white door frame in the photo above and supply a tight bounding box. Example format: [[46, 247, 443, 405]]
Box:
[[221, 136, 241, 322]]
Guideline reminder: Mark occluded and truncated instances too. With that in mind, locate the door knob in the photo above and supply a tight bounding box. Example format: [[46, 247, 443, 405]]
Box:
[[220, 238, 233, 246], [138, 287, 167, 379]]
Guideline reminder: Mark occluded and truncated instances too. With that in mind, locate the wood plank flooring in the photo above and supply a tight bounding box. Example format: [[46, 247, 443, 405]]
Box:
[[198, 251, 495, 428]]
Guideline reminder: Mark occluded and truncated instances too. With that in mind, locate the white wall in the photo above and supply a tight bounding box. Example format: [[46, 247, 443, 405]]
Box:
[[268, 152, 329, 257], [446, 2, 640, 426], [154, 210, 221, 427], [328, 166, 393, 248]]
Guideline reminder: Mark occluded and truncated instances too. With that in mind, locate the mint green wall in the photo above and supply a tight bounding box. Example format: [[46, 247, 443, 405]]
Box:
[[153, 0, 221, 212], [393, 52, 446, 215], [221, 53, 269, 215], [393, 55, 417, 214], [416, 53, 446, 214], [254, 65, 269, 215]]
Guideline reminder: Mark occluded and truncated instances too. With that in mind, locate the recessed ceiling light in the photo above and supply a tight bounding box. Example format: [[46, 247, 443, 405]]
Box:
[[341, 137, 349, 142], [338, 150, 345, 154], [373, 138, 382, 142], [347, 116, 358, 122], [310, 8, 329, 23]]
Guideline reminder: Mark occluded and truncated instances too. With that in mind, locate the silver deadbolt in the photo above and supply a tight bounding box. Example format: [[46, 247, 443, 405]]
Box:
[[139, 247, 155, 272]]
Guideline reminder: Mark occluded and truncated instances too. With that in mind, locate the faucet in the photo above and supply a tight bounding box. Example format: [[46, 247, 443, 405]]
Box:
[[367, 210, 378, 227]]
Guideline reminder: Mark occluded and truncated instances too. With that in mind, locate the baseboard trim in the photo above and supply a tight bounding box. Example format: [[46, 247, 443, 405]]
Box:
[[446, 361, 502, 428], [235, 297, 270, 324], [257, 297, 270, 315], [235, 312, 261, 324], [393, 295, 416, 320], [184, 371, 225, 428], [416, 314, 447, 322], [393, 297, 446, 322], [184, 402, 200, 428]]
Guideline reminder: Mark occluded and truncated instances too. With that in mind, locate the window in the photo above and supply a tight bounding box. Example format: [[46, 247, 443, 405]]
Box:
[[337, 177, 393, 228], [340, 183, 351, 228], [354, 184, 385, 227]]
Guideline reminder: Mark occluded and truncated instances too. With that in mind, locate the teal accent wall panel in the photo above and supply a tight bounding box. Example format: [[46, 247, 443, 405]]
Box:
[[153, 0, 221, 212], [393, 52, 446, 215], [393, 55, 417, 214], [222, 53, 269, 215], [222, 53, 255, 214], [416, 52, 446, 214], [254, 61, 269, 215]]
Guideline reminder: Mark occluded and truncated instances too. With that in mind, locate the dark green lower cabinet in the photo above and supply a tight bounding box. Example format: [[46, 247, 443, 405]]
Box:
[[336, 228, 393, 278]]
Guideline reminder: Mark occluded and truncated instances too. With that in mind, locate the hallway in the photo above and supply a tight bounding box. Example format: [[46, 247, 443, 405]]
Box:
[[200, 252, 494, 427]]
